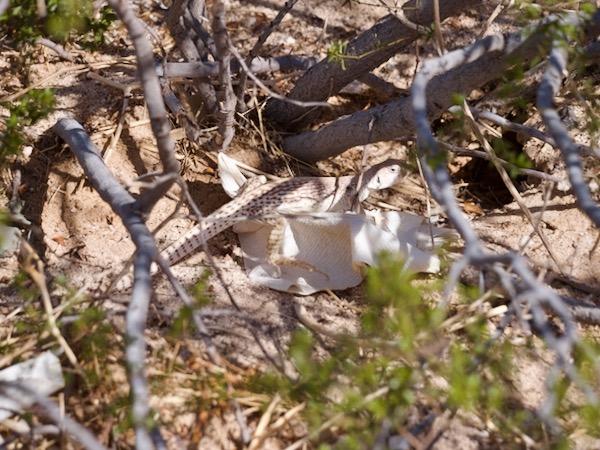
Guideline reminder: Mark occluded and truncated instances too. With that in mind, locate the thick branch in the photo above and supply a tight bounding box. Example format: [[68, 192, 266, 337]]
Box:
[[265, 0, 480, 128], [283, 48, 508, 163], [185, 0, 217, 59], [166, 0, 202, 61], [281, 10, 596, 163], [0, 0, 8, 16], [53, 117, 159, 449]]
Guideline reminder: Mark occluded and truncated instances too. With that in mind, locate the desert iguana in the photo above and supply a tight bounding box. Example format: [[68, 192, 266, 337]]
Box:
[[115, 159, 403, 290]]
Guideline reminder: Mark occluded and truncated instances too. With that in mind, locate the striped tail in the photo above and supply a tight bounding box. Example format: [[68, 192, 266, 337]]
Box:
[[114, 218, 233, 291], [160, 218, 233, 266]]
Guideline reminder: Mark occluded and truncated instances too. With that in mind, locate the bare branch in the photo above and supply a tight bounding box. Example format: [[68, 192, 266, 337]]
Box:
[[185, 0, 217, 59], [537, 14, 600, 227], [282, 9, 600, 163], [0, 0, 9, 16], [211, 0, 237, 150], [236, 0, 301, 104], [127, 250, 157, 449], [410, 12, 600, 427], [440, 142, 563, 183], [283, 31, 528, 163], [53, 117, 161, 448], [461, 102, 564, 272], [228, 44, 332, 109], [160, 56, 319, 78], [36, 38, 72, 61], [265, 0, 480, 128], [108, 0, 180, 215], [167, 0, 200, 60], [167, 0, 215, 61], [461, 106, 557, 146], [166, 0, 220, 118]]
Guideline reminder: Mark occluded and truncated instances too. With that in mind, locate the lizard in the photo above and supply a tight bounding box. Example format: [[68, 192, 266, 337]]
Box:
[[115, 159, 403, 290]]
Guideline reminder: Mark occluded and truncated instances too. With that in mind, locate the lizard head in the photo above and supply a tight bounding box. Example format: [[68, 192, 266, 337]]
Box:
[[359, 159, 403, 201]]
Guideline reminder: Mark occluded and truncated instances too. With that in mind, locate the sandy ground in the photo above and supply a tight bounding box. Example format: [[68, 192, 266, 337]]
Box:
[[1, 0, 599, 448]]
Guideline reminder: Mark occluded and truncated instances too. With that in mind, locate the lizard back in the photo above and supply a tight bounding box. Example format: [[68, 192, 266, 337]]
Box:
[[163, 175, 357, 265]]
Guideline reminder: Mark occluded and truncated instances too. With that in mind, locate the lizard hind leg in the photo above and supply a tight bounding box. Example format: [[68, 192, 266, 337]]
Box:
[[265, 219, 329, 280]]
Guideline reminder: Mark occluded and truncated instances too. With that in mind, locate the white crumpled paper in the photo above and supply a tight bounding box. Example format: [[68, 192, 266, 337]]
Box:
[[218, 153, 456, 295], [0, 351, 65, 421]]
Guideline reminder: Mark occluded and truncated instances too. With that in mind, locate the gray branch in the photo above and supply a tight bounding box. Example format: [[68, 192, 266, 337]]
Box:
[[0, 0, 8, 16], [160, 56, 319, 78], [167, 0, 202, 61], [185, 0, 217, 59], [440, 142, 563, 183], [281, 10, 595, 163], [537, 12, 600, 227], [52, 117, 231, 446], [283, 45, 512, 163], [410, 12, 600, 429], [36, 37, 72, 61], [108, 0, 180, 216], [166, 0, 220, 118], [53, 117, 160, 449], [236, 0, 301, 103], [265, 0, 481, 128], [211, 0, 237, 149]]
